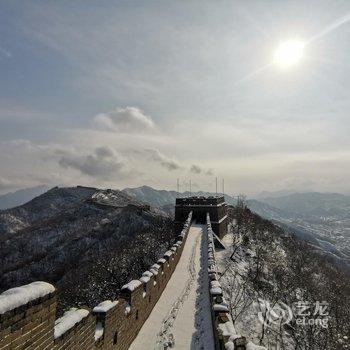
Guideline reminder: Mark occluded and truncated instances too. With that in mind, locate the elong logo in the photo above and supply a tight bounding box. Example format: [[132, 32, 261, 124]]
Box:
[[257, 299, 330, 329]]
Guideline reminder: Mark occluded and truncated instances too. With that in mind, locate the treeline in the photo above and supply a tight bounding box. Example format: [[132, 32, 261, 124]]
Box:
[[59, 212, 175, 312]]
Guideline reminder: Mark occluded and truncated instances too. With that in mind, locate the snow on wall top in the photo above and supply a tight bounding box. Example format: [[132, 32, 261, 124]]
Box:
[[218, 321, 237, 339], [121, 280, 142, 292], [93, 300, 118, 313], [151, 263, 160, 270], [149, 268, 158, 275], [142, 271, 153, 277], [164, 250, 173, 257], [246, 342, 268, 350], [213, 303, 229, 312], [150, 265, 160, 275], [210, 286, 223, 295], [140, 276, 150, 284], [54, 308, 89, 339], [0, 281, 55, 315]]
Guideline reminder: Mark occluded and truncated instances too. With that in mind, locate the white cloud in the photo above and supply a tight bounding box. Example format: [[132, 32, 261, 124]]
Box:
[[57, 147, 125, 180], [94, 107, 156, 134]]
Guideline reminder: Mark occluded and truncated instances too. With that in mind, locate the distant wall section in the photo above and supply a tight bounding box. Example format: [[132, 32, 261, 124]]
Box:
[[175, 196, 228, 238]]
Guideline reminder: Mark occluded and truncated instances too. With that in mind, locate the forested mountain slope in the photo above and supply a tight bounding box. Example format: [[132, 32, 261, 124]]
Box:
[[0, 186, 174, 312]]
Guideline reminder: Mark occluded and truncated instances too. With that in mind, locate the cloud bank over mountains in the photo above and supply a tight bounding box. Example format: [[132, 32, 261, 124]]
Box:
[[1, 101, 350, 196], [1, 2, 350, 195], [0, 110, 216, 194]]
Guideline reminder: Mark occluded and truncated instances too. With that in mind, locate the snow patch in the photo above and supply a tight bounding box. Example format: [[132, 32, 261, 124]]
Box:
[[246, 341, 267, 350], [94, 321, 104, 341], [54, 308, 89, 339], [210, 287, 223, 295], [142, 271, 153, 277], [164, 250, 173, 257], [93, 300, 118, 313], [100, 218, 110, 225], [0, 281, 55, 315], [150, 268, 159, 275], [213, 303, 229, 312], [121, 280, 142, 292], [218, 321, 237, 338], [140, 276, 150, 283]]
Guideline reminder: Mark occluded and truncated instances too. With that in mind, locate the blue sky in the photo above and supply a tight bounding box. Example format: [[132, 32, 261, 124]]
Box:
[[1, 1, 350, 195]]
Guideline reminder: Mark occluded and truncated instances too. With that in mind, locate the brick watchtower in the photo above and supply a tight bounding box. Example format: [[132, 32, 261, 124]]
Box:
[[174, 196, 228, 239]]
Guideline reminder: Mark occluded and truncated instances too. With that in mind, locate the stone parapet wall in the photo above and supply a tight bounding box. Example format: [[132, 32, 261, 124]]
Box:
[[206, 214, 266, 350], [176, 196, 225, 206], [206, 213, 247, 350], [0, 212, 193, 350]]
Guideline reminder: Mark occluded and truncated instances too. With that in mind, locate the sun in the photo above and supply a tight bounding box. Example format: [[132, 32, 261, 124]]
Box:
[[273, 40, 305, 68]]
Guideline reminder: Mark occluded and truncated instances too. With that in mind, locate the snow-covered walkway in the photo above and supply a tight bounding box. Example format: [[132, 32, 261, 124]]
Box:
[[129, 224, 215, 350]]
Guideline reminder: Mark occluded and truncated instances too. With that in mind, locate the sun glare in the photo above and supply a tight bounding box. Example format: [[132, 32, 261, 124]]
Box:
[[273, 40, 305, 68]]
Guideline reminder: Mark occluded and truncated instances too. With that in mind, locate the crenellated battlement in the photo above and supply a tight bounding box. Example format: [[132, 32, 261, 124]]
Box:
[[206, 213, 247, 350], [0, 212, 193, 350], [0, 282, 57, 349]]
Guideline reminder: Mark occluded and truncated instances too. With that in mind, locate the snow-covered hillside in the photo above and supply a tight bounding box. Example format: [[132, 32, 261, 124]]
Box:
[[0, 186, 144, 236], [217, 206, 350, 349], [0, 186, 174, 313]]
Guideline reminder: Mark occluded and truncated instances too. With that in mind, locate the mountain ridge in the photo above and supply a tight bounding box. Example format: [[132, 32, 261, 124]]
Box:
[[0, 185, 50, 210], [122, 185, 350, 272], [0, 185, 175, 313]]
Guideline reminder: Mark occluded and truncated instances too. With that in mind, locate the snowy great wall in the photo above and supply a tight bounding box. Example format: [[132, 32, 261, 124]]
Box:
[[0, 196, 256, 350]]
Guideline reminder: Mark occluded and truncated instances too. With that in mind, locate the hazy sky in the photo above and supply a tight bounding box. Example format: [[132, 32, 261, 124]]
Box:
[[0, 1, 350, 196]]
